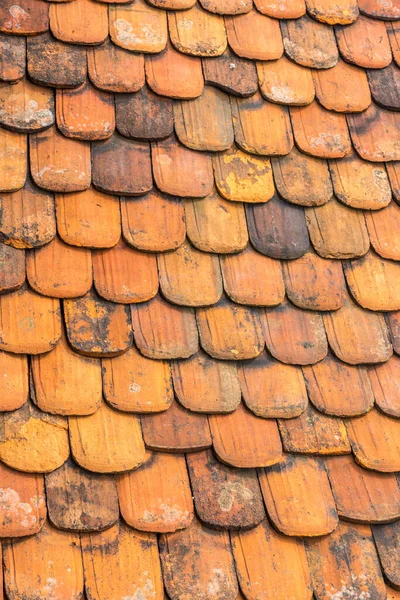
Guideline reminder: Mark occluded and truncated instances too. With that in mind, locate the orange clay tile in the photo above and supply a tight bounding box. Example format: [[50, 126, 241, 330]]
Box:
[[386, 311, 400, 355], [231, 519, 312, 600], [359, 0, 400, 19], [160, 518, 238, 600], [209, 403, 283, 468], [185, 191, 248, 254], [225, 10, 283, 61], [231, 92, 293, 156], [368, 356, 400, 418], [313, 59, 371, 113], [282, 251, 346, 311], [172, 350, 241, 414], [147, 0, 196, 8], [346, 408, 400, 472], [281, 14, 338, 69], [0, 285, 61, 355], [238, 351, 308, 418], [246, 194, 310, 260], [336, 15, 392, 68], [290, 102, 351, 159], [202, 48, 258, 97], [109, 0, 167, 54], [49, 0, 108, 45], [26, 236, 92, 298], [0, 35, 25, 82], [0, 178, 55, 249], [0, 128, 26, 192], [55, 188, 120, 249], [329, 150, 391, 210], [306, 521, 386, 600], [306, 0, 359, 23], [31, 329, 102, 416], [146, 40, 204, 99], [118, 451, 194, 532], [102, 345, 173, 413], [325, 455, 400, 523], [213, 144, 274, 203], [82, 522, 162, 600], [121, 191, 185, 252], [131, 293, 198, 360], [220, 246, 284, 306], [45, 458, 118, 531], [255, 0, 306, 17], [92, 239, 158, 304], [27, 33, 87, 89], [0, 401, 69, 473], [257, 55, 315, 106], [197, 297, 264, 360], [345, 252, 400, 311], [0, 244, 25, 294], [368, 63, 400, 111], [88, 39, 144, 93], [272, 147, 332, 207], [263, 298, 328, 365], [278, 403, 351, 454], [200, 0, 252, 14], [64, 289, 132, 357], [29, 126, 91, 193], [0, 351, 28, 412], [152, 134, 213, 198], [141, 399, 212, 452], [174, 87, 233, 152], [168, 4, 227, 57], [92, 135, 152, 196], [348, 102, 400, 162], [0, 463, 45, 537], [306, 198, 370, 259], [303, 353, 374, 417], [323, 294, 392, 364], [56, 81, 114, 141], [387, 162, 400, 203], [260, 455, 338, 536], [388, 21, 400, 67], [157, 240, 222, 307], [0, 0, 48, 35], [69, 402, 145, 473], [3, 523, 83, 600], [116, 85, 174, 140], [187, 449, 265, 529], [374, 524, 400, 591]]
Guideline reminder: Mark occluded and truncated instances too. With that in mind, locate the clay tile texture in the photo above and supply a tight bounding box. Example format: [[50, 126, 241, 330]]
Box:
[[1, 1, 400, 598]]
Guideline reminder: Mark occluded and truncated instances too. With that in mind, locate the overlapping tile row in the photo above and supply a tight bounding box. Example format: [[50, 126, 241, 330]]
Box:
[[1, 0, 400, 598]]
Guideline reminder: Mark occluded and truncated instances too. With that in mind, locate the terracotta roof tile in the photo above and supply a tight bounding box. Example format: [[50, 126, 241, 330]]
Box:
[[359, 0, 400, 19], [313, 58, 371, 112], [0, 350, 28, 412], [49, 0, 108, 45], [88, 39, 144, 94], [255, 0, 306, 18], [387, 20, 400, 66], [202, 48, 258, 97], [367, 201, 400, 260], [305, 0, 359, 24], [200, 0, 253, 15], [368, 63, 400, 110], [116, 85, 174, 141], [281, 14, 339, 69], [110, 0, 167, 54], [0, 0, 48, 35], [257, 55, 315, 106], [0, 34, 25, 83], [336, 14, 392, 68], [373, 521, 400, 590], [368, 356, 400, 418], [348, 102, 400, 162], [225, 10, 283, 61], [168, 4, 227, 57], [0, 128, 26, 192], [0, 243, 25, 294]]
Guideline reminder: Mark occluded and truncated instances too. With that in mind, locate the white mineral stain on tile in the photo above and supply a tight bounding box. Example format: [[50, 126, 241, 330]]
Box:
[[122, 578, 156, 600], [218, 481, 253, 512], [0, 488, 37, 528]]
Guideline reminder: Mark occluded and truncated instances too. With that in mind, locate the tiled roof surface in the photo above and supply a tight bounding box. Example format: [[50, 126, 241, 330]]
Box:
[[1, 0, 400, 598]]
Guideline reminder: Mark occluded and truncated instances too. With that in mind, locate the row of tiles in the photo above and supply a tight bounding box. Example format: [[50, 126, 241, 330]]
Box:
[[1, 0, 400, 63], [2, 80, 400, 166], [1, 393, 400, 473], [3, 450, 400, 538], [2, 516, 400, 600]]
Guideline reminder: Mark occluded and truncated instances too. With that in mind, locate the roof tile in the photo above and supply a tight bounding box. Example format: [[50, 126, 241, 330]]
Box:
[[387, 21, 400, 66], [0, 34, 25, 82], [88, 39, 144, 93], [257, 55, 315, 106], [387, 310, 400, 355], [359, 0, 400, 19], [187, 448, 265, 529], [373, 522, 400, 590], [31, 328, 102, 416], [348, 102, 400, 162], [238, 351, 308, 418], [172, 349, 241, 413], [0, 350, 28, 412], [305, 0, 359, 24], [386, 161, 400, 202], [199, 0, 253, 15], [0, 244, 25, 294], [303, 352, 374, 417], [313, 58, 371, 112], [148, 0, 196, 7], [255, 0, 306, 17], [131, 293, 198, 359], [368, 356, 400, 418], [210, 403, 282, 468], [168, 4, 227, 57], [365, 201, 400, 261], [102, 345, 173, 413], [45, 458, 118, 531], [146, 40, 204, 99], [118, 450, 194, 532], [109, 0, 167, 54], [64, 288, 133, 357], [263, 298, 328, 365], [141, 399, 212, 452], [368, 63, 400, 111], [281, 14, 338, 69], [69, 401, 145, 472], [225, 10, 283, 61], [231, 518, 312, 600], [0, 0, 48, 35], [336, 15, 392, 68], [116, 85, 174, 140], [0, 128, 26, 192], [202, 48, 258, 97], [259, 455, 338, 536], [49, 0, 108, 45]]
